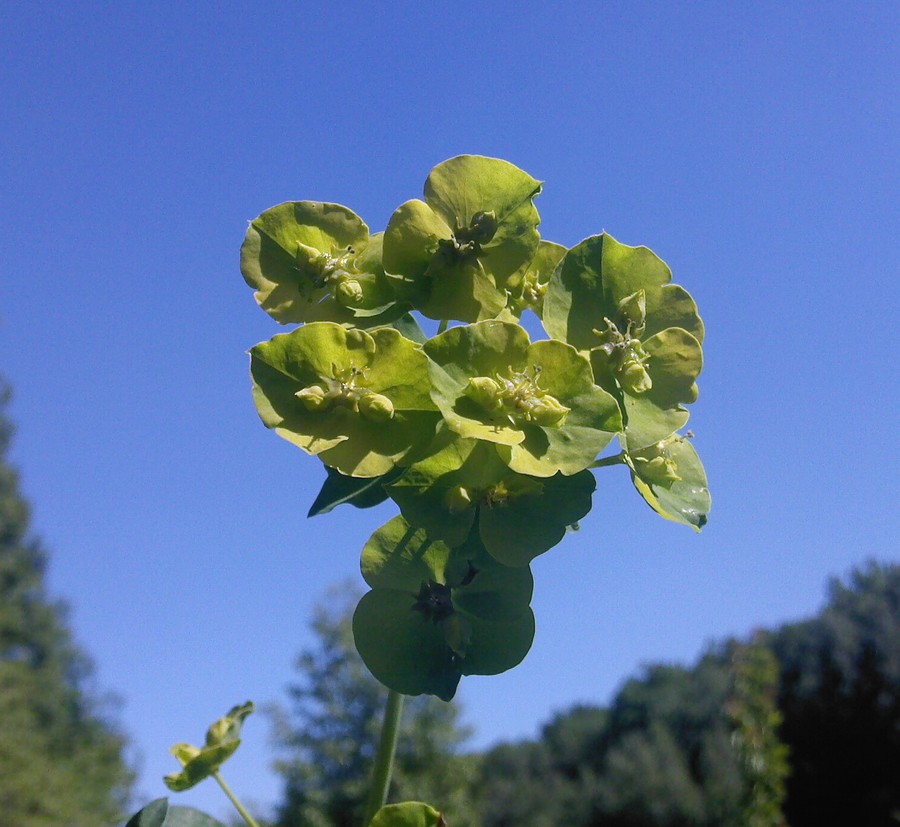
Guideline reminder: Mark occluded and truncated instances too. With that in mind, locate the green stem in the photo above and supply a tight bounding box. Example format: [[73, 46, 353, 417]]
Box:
[[212, 771, 261, 827], [437, 319, 449, 334], [363, 689, 404, 825], [591, 451, 626, 469]]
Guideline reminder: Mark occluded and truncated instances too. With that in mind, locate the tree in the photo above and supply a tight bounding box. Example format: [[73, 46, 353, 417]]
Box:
[[0, 381, 133, 825], [271, 583, 479, 827], [769, 562, 900, 826]]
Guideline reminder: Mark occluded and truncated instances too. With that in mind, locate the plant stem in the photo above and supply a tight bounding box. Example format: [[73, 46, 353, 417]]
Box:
[[212, 770, 261, 827], [437, 319, 449, 334], [363, 689, 404, 825], [591, 451, 626, 469]]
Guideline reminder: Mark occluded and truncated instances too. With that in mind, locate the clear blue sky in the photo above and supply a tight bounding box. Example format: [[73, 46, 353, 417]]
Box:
[[1, 1, 897, 820]]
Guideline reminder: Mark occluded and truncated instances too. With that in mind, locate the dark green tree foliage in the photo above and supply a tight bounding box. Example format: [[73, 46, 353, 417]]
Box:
[[726, 637, 789, 827], [769, 562, 900, 826], [271, 584, 478, 827], [475, 657, 745, 827], [474, 563, 899, 827], [0, 382, 133, 825]]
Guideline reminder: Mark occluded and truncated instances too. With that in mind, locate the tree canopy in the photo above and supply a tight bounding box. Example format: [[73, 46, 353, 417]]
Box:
[[0, 381, 134, 825]]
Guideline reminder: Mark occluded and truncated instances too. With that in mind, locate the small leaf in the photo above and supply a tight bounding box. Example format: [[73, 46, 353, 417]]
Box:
[[163, 702, 254, 792], [369, 801, 447, 827], [392, 312, 428, 344], [308, 466, 399, 516]]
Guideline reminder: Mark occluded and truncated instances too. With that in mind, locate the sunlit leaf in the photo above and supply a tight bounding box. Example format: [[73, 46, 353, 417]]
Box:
[[628, 436, 710, 530]]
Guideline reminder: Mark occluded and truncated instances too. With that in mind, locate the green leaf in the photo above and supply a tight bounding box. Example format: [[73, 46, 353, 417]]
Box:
[[506, 239, 567, 319], [382, 156, 542, 322], [386, 433, 492, 548], [424, 155, 542, 232], [354, 517, 535, 698], [125, 798, 169, 827], [643, 284, 705, 343], [391, 312, 428, 344], [369, 801, 447, 827], [308, 466, 399, 516], [163, 703, 254, 792], [425, 321, 620, 476], [387, 435, 595, 566], [250, 323, 438, 477], [618, 327, 703, 452], [543, 233, 704, 451], [353, 589, 462, 700], [360, 515, 455, 592], [478, 469, 595, 566], [165, 808, 229, 827], [543, 233, 672, 352], [242, 201, 397, 324], [628, 436, 710, 530]]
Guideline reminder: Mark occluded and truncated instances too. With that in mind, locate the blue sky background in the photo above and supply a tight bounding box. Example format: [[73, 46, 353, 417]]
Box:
[[1, 1, 897, 820]]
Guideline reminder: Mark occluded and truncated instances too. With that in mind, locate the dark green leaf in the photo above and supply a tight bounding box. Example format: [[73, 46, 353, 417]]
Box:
[[392, 312, 428, 344], [125, 798, 169, 827], [308, 466, 399, 517], [165, 807, 229, 827]]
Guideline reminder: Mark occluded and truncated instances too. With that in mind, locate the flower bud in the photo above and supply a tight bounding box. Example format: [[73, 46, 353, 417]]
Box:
[[527, 394, 571, 426], [618, 351, 653, 395], [468, 210, 498, 245], [335, 278, 364, 306], [617, 289, 647, 333], [464, 376, 502, 412], [295, 384, 328, 411], [635, 455, 681, 486], [444, 485, 473, 513], [358, 392, 395, 422]]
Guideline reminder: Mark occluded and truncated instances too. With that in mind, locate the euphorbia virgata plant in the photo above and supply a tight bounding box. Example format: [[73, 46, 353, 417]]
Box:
[[126, 155, 710, 827]]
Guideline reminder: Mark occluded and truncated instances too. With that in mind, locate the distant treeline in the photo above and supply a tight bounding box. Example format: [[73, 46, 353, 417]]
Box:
[[467, 562, 899, 827]]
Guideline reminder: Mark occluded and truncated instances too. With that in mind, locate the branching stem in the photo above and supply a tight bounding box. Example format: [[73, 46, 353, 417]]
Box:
[[363, 689, 404, 825], [437, 319, 449, 334]]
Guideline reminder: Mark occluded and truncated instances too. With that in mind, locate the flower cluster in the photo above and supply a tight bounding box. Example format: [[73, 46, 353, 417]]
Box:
[[243, 156, 710, 699]]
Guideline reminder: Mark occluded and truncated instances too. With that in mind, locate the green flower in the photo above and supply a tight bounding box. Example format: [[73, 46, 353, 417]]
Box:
[[626, 433, 710, 530], [352, 516, 535, 700], [382, 155, 542, 322], [387, 433, 595, 566], [241, 201, 400, 325], [504, 240, 566, 321], [543, 233, 704, 451], [163, 702, 254, 792], [424, 320, 621, 477], [250, 322, 438, 477]]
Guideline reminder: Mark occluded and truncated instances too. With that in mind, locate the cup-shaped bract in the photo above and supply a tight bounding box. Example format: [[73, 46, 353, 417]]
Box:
[[353, 516, 535, 699], [241, 201, 399, 325], [627, 434, 710, 530], [543, 233, 705, 452], [250, 322, 438, 477], [387, 434, 595, 566], [424, 320, 621, 477], [383, 156, 542, 323]]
